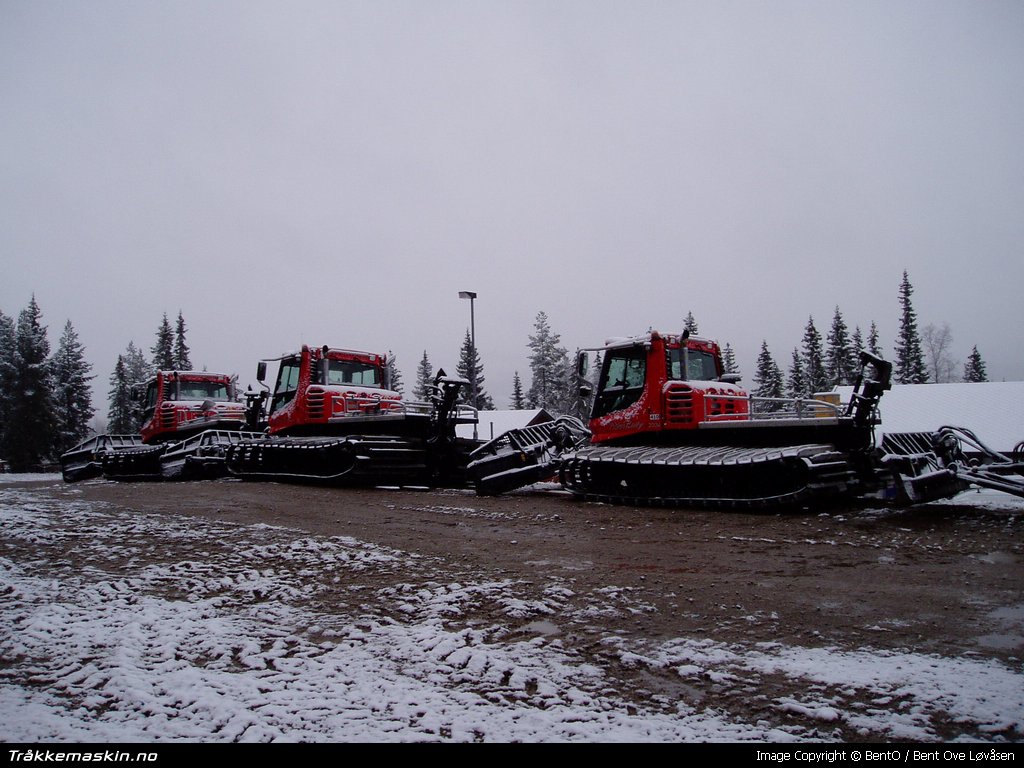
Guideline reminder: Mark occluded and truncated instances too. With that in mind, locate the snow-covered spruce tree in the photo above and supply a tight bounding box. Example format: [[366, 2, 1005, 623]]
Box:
[[173, 311, 192, 370], [108, 341, 152, 433], [152, 313, 174, 370], [801, 316, 829, 395], [825, 307, 857, 386], [412, 351, 434, 401], [50, 320, 95, 456], [787, 348, 806, 399], [752, 341, 785, 412], [510, 371, 526, 410], [0, 310, 17, 458], [386, 351, 404, 395], [556, 354, 576, 415], [867, 321, 881, 356], [722, 343, 738, 375], [851, 325, 864, 358], [527, 311, 571, 414], [456, 329, 494, 411], [125, 341, 153, 386], [107, 355, 135, 434], [894, 271, 928, 384], [5, 297, 57, 471], [684, 311, 699, 336], [963, 346, 988, 383]]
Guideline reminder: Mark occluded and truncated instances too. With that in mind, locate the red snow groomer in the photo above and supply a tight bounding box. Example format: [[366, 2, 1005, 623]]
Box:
[[226, 344, 479, 486], [469, 329, 1024, 508], [137, 371, 246, 443], [61, 370, 253, 481]]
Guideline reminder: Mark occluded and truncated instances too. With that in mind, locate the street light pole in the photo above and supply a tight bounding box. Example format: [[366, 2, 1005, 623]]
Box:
[[458, 291, 478, 439]]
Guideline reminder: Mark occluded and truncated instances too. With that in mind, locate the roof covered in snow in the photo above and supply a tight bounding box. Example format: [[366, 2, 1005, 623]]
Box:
[[835, 382, 1024, 453], [457, 409, 553, 441]]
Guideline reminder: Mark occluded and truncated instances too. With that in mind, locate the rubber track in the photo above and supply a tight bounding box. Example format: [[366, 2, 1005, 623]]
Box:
[[559, 443, 858, 510], [101, 444, 166, 480], [226, 434, 427, 483]]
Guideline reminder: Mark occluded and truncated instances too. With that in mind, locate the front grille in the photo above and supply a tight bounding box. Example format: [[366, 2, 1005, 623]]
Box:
[[665, 386, 694, 425], [306, 388, 326, 420]]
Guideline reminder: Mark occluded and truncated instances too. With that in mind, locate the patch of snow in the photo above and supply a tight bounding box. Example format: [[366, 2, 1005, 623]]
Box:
[[939, 488, 1024, 512], [0, 473, 62, 484], [778, 699, 841, 722], [615, 637, 1024, 742]]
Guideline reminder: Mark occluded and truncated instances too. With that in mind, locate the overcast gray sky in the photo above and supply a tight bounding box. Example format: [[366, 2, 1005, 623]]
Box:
[[3, 0, 1022, 412]]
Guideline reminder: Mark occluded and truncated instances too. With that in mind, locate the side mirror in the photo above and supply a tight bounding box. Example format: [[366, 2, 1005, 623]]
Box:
[[721, 373, 742, 384], [256, 361, 267, 383], [578, 384, 593, 398], [576, 351, 589, 378]]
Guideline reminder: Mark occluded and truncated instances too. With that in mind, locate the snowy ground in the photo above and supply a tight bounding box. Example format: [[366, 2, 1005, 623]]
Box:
[[0, 473, 64, 485], [1, 478, 1022, 742]]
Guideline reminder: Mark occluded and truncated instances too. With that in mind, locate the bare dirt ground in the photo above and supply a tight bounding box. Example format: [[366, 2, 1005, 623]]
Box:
[[24, 476, 1020, 741]]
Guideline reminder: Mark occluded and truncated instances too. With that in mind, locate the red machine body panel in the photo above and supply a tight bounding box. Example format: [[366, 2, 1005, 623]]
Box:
[[588, 331, 749, 445], [266, 345, 403, 436]]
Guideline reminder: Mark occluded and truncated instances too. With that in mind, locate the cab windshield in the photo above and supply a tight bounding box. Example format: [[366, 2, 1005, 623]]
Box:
[[668, 347, 720, 382], [326, 359, 381, 388], [170, 380, 230, 401]]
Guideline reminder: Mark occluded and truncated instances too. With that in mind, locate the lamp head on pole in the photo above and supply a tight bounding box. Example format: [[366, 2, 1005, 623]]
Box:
[[458, 291, 477, 300]]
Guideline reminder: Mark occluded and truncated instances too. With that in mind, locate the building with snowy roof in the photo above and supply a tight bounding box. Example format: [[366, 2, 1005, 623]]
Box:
[[835, 382, 1024, 454]]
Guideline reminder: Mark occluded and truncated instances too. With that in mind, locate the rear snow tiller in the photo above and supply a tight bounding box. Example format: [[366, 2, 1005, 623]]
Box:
[[469, 416, 590, 495]]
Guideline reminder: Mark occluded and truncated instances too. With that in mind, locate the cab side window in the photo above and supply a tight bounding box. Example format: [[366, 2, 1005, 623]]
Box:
[[271, 360, 301, 414], [593, 347, 646, 418]]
